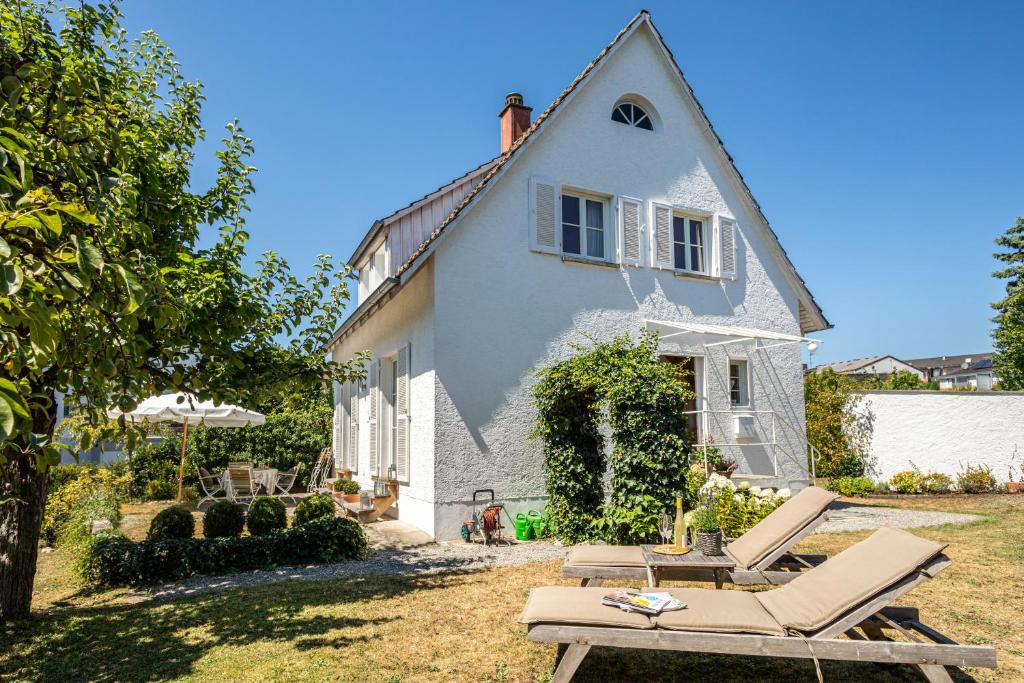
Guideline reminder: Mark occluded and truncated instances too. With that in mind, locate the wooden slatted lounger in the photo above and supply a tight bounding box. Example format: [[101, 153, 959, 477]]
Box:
[[562, 485, 838, 587], [524, 526, 996, 683]]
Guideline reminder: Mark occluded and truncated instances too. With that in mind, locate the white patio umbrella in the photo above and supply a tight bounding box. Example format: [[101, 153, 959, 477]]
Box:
[[108, 393, 265, 501]]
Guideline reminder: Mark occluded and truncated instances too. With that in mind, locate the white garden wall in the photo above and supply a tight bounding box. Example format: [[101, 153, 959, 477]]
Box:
[[859, 391, 1024, 484]]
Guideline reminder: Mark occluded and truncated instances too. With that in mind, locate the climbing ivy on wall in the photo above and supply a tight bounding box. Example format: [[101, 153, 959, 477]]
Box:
[[532, 333, 694, 544]]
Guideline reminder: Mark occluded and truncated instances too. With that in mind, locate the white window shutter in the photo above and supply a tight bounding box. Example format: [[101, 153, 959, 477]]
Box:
[[395, 344, 410, 482], [332, 382, 344, 469], [651, 202, 674, 269], [529, 176, 560, 254], [718, 216, 737, 280], [348, 380, 359, 473], [618, 197, 643, 267], [368, 360, 379, 475]]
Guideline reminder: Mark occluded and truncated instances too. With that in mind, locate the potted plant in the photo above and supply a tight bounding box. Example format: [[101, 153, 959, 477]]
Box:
[[332, 478, 361, 504], [692, 495, 724, 556], [698, 441, 738, 478], [1003, 450, 1019, 493]]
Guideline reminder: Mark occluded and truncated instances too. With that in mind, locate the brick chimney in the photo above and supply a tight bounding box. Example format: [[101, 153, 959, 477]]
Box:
[[499, 92, 532, 154]]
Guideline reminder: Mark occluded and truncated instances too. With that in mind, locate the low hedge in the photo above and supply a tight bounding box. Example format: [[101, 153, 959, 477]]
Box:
[[826, 476, 875, 497], [83, 517, 369, 587]]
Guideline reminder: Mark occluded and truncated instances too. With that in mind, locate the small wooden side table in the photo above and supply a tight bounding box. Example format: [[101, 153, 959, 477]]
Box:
[[640, 544, 735, 589]]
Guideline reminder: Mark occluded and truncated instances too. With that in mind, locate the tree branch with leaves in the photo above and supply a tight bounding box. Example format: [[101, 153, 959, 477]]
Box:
[[0, 0, 364, 620]]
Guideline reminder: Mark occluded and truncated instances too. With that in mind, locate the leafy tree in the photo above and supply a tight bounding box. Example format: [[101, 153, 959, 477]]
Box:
[[992, 217, 1024, 390], [884, 370, 926, 390], [0, 2, 364, 620], [804, 369, 874, 478]]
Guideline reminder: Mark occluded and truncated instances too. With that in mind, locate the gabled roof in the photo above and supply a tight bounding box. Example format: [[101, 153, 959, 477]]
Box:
[[815, 356, 897, 374], [386, 10, 829, 333], [905, 353, 994, 371]]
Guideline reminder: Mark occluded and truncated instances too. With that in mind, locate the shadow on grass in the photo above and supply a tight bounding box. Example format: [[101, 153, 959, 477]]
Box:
[[2, 570, 468, 683]]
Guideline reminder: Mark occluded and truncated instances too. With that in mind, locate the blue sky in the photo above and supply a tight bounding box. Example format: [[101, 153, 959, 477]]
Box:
[[118, 1, 1023, 365]]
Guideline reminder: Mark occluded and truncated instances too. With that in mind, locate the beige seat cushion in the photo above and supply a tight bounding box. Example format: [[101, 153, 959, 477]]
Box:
[[653, 588, 785, 635], [756, 526, 947, 633], [518, 587, 654, 629], [725, 486, 839, 570], [564, 545, 646, 567]]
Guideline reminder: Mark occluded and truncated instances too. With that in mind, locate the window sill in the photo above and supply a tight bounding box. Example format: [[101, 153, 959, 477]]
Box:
[[673, 269, 718, 282], [561, 254, 617, 269]]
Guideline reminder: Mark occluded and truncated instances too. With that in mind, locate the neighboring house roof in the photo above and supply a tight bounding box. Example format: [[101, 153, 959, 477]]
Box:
[[905, 353, 994, 372], [814, 355, 899, 375], [331, 10, 831, 346]]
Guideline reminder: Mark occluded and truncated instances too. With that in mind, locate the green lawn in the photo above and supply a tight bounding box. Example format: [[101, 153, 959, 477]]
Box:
[[3, 495, 1022, 682]]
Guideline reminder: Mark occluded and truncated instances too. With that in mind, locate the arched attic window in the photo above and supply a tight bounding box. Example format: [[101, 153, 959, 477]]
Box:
[[611, 101, 654, 131]]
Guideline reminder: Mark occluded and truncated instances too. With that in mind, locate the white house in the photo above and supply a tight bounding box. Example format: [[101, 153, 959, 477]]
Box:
[[326, 12, 830, 540], [813, 355, 926, 382]]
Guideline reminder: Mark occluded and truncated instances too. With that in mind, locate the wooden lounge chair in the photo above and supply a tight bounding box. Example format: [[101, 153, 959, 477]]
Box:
[[224, 463, 258, 507], [562, 485, 838, 587], [523, 526, 996, 683]]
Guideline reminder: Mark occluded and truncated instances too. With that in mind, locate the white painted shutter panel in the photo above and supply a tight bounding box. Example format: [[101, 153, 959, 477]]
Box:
[[651, 202, 674, 269], [348, 381, 359, 473], [529, 176, 560, 254], [368, 360, 379, 475], [618, 197, 643, 266], [395, 344, 410, 482], [332, 382, 344, 469], [718, 216, 737, 280]]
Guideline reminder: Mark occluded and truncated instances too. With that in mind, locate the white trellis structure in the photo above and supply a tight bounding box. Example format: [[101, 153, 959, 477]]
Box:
[[645, 320, 823, 483]]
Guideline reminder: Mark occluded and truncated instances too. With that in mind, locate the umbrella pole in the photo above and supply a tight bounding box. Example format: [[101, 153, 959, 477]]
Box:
[[176, 416, 189, 502]]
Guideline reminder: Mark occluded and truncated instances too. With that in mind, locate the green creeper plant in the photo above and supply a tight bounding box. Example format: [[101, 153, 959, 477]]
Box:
[[533, 333, 692, 544], [992, 217, 1024, 389], [804, 369, 874, 478], [0, 2, 365, 619]]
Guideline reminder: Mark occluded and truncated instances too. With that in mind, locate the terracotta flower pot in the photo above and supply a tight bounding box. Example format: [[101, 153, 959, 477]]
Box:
[[343, 493, 360, 503], [1007, 482, 1024, 494]]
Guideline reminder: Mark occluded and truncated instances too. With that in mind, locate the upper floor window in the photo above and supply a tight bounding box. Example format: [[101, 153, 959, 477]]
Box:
[[611, 102, 653, 131], [672, 214, 707, 274], [562, 192, 607, 260]]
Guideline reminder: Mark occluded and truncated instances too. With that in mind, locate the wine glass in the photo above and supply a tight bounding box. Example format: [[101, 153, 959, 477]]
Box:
[[659, 513, 674, 546]]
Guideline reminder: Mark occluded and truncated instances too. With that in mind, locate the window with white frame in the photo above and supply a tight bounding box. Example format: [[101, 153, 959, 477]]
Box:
[[729, 359, 750, 407], [561, 192, 608, 260], [611, 102, 654, 131], [672, 214, 707, 274]]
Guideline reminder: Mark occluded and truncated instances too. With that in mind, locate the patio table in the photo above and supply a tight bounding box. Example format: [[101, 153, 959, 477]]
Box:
[[253, 467, 279, 495], [640, 544, 734, 589]]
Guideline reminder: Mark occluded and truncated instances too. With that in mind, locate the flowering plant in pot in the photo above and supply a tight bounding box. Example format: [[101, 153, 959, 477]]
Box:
[[692, 492, 724, 556], [332, 478, 361, 503]]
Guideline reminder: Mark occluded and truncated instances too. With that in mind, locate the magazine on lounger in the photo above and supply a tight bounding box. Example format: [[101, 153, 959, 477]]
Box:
[[601, 590, 685, 615]]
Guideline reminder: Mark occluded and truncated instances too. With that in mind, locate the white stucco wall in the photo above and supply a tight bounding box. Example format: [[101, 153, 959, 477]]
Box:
[[859, 391, 1024, 484], [427, 25, 812, 539], [331, 261, 437, 537]]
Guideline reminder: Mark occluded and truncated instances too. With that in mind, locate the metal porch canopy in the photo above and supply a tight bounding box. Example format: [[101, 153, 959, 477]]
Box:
[[645, 319, 820, 349]]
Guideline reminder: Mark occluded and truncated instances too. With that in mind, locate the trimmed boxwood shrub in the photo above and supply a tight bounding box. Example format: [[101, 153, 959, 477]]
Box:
[[247, 497, 287, 536], [82, 517, 369, 587], [147, 506, 195, 541], [826, 476, 876, 497], [293, 494, 335, 526], [203, 501, 245, 538], [332, 479, 359, 494]]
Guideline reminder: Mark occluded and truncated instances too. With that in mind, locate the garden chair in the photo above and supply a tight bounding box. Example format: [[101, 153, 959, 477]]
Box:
[[307, 448, 335, 494], [225, 463, 258, 507], [197, 466, 224, 507], [562, 486, 838, 587], [523, 526, 996, 683], [274, 464, 302, 504]]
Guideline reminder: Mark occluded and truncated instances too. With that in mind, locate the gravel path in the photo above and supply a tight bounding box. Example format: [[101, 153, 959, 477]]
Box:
[[134, 503, 982, 604], [137, 533, 568, 604], [817, 502, 980, 533]]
